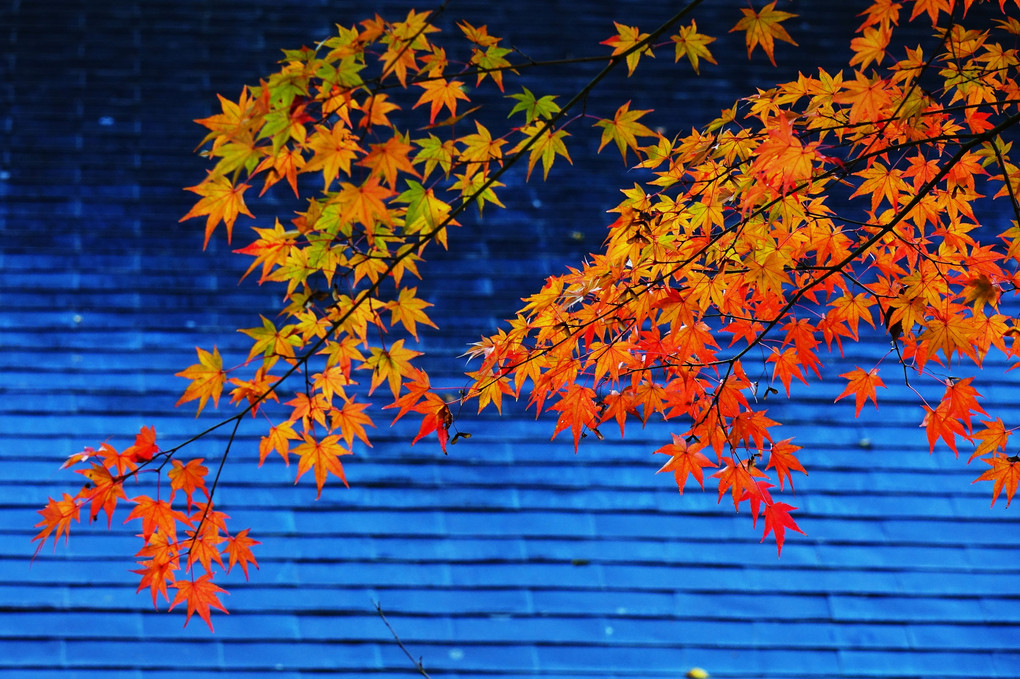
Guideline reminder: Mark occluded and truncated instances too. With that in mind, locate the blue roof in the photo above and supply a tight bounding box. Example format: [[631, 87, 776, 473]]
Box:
[[2, 1, 1019, 677]]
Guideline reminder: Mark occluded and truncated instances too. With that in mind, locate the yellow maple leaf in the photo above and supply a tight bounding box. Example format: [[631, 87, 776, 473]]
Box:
[[385, 287, 438, 340], [175, 346, 226, 416], [672, 20, 717, 74], [362, 339, 423, 398], [594, 101, 658, 162]]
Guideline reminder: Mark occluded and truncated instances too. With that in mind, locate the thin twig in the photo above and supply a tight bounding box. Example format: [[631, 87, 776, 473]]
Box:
[[373, 601, 432, 678]]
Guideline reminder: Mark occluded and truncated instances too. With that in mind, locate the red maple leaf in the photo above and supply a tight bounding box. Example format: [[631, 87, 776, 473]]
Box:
[[169, 573, 229, 631]]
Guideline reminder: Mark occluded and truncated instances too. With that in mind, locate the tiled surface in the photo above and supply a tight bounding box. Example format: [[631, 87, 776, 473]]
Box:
[[2, 1, 1018, 677]]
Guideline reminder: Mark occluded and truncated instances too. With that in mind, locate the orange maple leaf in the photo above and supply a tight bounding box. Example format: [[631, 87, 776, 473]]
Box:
[[970, 418, 1011, 462], [180, 173, 255, 248], [32, 493, 80, 555], [168, 458, 210, 509], [133, 557, 177, 607], [170, 573, 229, 631], [766, 439, 808, 491], [410, 398, 453, 453], [413, 78, 470, 124], [331, 397, 376, 448], [76, 463, 127, 527], [766, 347, 809, 396], [730, 1, 798, 66], [549, 384, 599, 452], [357, 134, 419, 190], [124, 495, 192, 543], [835, 367, 886, 417], [294, 433, 351, 499], [973, 453, 1020, 507], [712, 456, 768, 511], [124, 425, 159, 463], [920, 403, 966, 456], [304, 122, 361, 188], [233, 220, 295, 283], [224, 529, 261, 580], [654, 434, 718, 493], [259, 421, 299, 467]]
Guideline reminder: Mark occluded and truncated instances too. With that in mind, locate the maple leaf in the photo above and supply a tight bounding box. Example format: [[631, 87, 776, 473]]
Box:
[[312, 366, 352, 404], [921, 404, 966, 456], [766, 347, 809, 396], [304, 122, 361, 188], [124, 425, 159, 463], [76, 463, 127, 527], [469, 43, 514, 91], [654, 434, 717, 493], [32, 493, 80, 555], [919, 307, 979, 366], [294, 433, 352, 499], [514, 123, 572, 181], [184, 524, 226, 574], [355, 93, 401, 129], [357, 134, 419, 190], [857, 0, 902, 31], [973, 453, 1020, 507], [594, 101, 658, 162], [385, 287, 438, 340], [234, 220, 295, 283], [180, 173, 255, 249], [228, 365, 281, 414], [414, 78, 470, 124], [168, 458, 210, 509], [829, 292, 876, 338], [730, 1, 798, 67], [672, 20, 717, 74], [125, 495, 192, 543], [852, 162, 908, 212], [133, 557, 177, 607], [849, 25, 891, 71], [766, 439, 808, 491], [175, 346, 226, 416], [761, 502, 805, 556], [362, 339, 422, 398], [507, 87, 561, 123], [940, 378, 987, 434], [331, 397, 375, 449], [909, 0, 951, 24], [170, 573, 229, 631], [240, 315, 301, 365], [549, 384, 599, 452], [600, 22, 653, 76], [712, 456, 768, 511], [835, 367, 886, 417], [224, 529, 261, 580], [971, 418, 1011, 461], [96, 441, 138, 477], [259, 420, 299, 466], [410, 398, 453, 453]]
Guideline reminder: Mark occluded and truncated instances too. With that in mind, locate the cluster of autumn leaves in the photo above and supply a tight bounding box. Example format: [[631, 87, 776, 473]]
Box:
[[35, 0, 1020, 630]]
